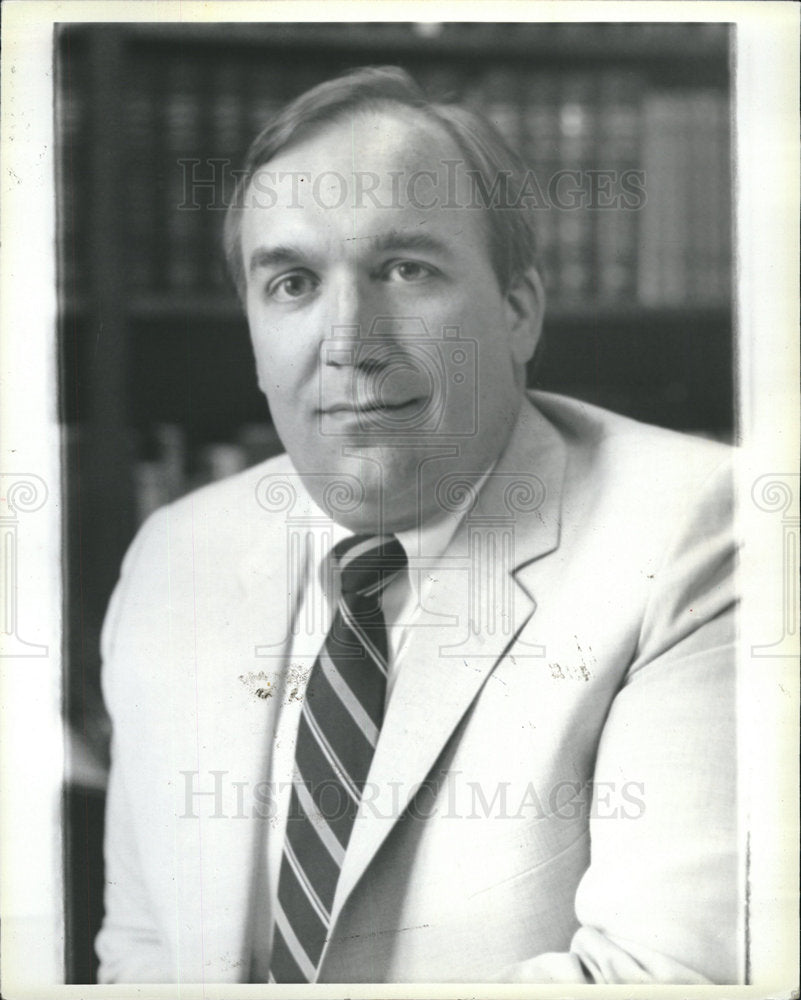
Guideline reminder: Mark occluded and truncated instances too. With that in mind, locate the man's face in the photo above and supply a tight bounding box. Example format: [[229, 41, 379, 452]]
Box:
[[240, 108, 541, 533]]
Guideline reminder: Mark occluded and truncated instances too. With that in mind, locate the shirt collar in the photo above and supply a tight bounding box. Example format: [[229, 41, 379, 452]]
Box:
[[312, 462, 496, 602]]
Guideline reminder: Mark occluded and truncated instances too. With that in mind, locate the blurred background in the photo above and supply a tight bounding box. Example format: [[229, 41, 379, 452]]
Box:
[[56, 21, 733, 983]]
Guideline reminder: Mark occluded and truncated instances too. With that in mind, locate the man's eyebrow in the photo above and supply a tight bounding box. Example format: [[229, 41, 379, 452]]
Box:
[[366, 229, 454, 256], [248, 230, 454, 276], [248, 245, 307, 276]]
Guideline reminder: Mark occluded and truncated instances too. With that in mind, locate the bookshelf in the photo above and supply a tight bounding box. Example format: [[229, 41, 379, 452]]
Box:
[[57, 21, 733, 983]]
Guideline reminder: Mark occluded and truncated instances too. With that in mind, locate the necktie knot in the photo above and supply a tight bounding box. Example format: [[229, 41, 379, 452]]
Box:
[[333, 534, 407, 599]]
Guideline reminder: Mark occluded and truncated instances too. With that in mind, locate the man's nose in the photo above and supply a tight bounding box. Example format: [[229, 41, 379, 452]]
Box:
[[322, 271, 388, 365], [325, 270, 378, 336]]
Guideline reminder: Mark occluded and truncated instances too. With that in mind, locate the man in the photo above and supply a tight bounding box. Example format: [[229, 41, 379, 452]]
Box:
[[95, 67, 738, 984]]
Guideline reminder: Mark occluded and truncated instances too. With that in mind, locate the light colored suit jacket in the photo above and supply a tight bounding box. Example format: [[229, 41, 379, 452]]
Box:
[[95, 392, 739, 984]]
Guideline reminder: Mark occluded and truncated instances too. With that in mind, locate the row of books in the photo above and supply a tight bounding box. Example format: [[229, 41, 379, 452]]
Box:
[[469, 72, 731, 306], [134, 423, 284, 524], [58, 54, 731, 309]]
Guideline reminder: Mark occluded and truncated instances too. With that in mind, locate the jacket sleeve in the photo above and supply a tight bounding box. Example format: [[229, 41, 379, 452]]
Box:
[[495, 457, 741, 984], [94, 509, 173, 983]]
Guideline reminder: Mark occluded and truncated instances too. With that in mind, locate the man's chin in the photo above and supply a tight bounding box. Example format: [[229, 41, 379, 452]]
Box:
[[290, 435, 482, 533], [292, 454, 418, 534], [314, 481, 419, 534]]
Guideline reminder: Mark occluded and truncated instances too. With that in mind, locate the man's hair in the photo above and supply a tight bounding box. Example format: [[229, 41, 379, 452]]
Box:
[[223, 65, 539, 300]]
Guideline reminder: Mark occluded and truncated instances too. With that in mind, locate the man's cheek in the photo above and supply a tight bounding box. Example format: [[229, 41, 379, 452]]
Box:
[[251, 343, 285, 389]]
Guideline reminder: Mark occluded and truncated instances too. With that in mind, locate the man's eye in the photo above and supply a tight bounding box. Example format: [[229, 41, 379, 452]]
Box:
[[267, 272, 318, 302], [384, 260, 436, 283]]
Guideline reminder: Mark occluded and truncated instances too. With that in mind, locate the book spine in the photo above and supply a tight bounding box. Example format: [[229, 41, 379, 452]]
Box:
[[208, 61, 247, 290], [712, 91, 733, 304], [520, 72, 560, 297], [237, 422, 285, 466], [246, 64, 285, 147], [134, 461, 169, 524], [203, 443, 248, 482], [164, 60, 205, 291], [595, 71, 643, 303], [127, 73, 159, 291], [553, 73, 598, 304], [686, 92, 713, 304], [57, 46, 87, 303], [480, 67, 522, 148], [639, 94, 672, 306], [660, 93, 689, 305], [158, 424, 186, 500], [133, 423, 187, 523]]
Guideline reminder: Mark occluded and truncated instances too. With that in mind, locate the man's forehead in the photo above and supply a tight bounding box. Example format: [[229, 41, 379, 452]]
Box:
[[243, 107, 470, 208], [239, 107, 487, 254], [268, 105, 459, 171]]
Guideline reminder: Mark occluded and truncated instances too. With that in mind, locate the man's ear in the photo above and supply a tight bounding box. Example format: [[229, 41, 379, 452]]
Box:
[[503, 265, 546, 367]]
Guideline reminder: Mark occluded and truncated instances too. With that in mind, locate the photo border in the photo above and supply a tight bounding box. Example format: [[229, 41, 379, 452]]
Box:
[[1, 1, 798, 996]]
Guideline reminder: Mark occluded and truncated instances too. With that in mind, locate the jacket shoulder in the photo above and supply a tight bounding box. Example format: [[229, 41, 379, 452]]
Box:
[[528, 390, 733, 490], [171, 449, 294, 514], [124, 450, 298, 567], [526, 391, 735, 572]]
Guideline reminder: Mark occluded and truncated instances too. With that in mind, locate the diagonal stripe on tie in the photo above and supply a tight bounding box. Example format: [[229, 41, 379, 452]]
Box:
[[318, 646, 381, 745], [299, 700, 362, 804], [272, 902, 318, 982], [292, 768, 346, 866], [334, 598, 389, 674], [277, 858, 328, 952], [269, 534, 407, 983], [282, 834, 331, 923], [292, 716, 361, 849]]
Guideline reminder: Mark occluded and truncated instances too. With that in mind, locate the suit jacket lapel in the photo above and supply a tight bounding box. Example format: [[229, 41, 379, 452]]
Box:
[[325, 398, 568, 934]]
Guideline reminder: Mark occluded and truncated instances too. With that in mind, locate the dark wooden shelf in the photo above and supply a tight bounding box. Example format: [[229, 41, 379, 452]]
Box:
[[114, 21, 729, 67], [545, 301, 731, 328], [119, 293, 731, 330], [58, 294, 733, 331], [128, 293, 245, 323]]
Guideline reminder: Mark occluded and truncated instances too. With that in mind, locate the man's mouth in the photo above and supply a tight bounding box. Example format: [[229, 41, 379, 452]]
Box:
[[322, 397, 424, 416]]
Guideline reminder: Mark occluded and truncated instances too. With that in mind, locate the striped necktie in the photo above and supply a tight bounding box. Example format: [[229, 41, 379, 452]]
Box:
[[268, 533, 407, 983]]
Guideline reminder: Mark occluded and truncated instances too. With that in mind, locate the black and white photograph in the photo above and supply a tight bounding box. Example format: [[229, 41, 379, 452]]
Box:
[[0, 2, 798, 995]]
